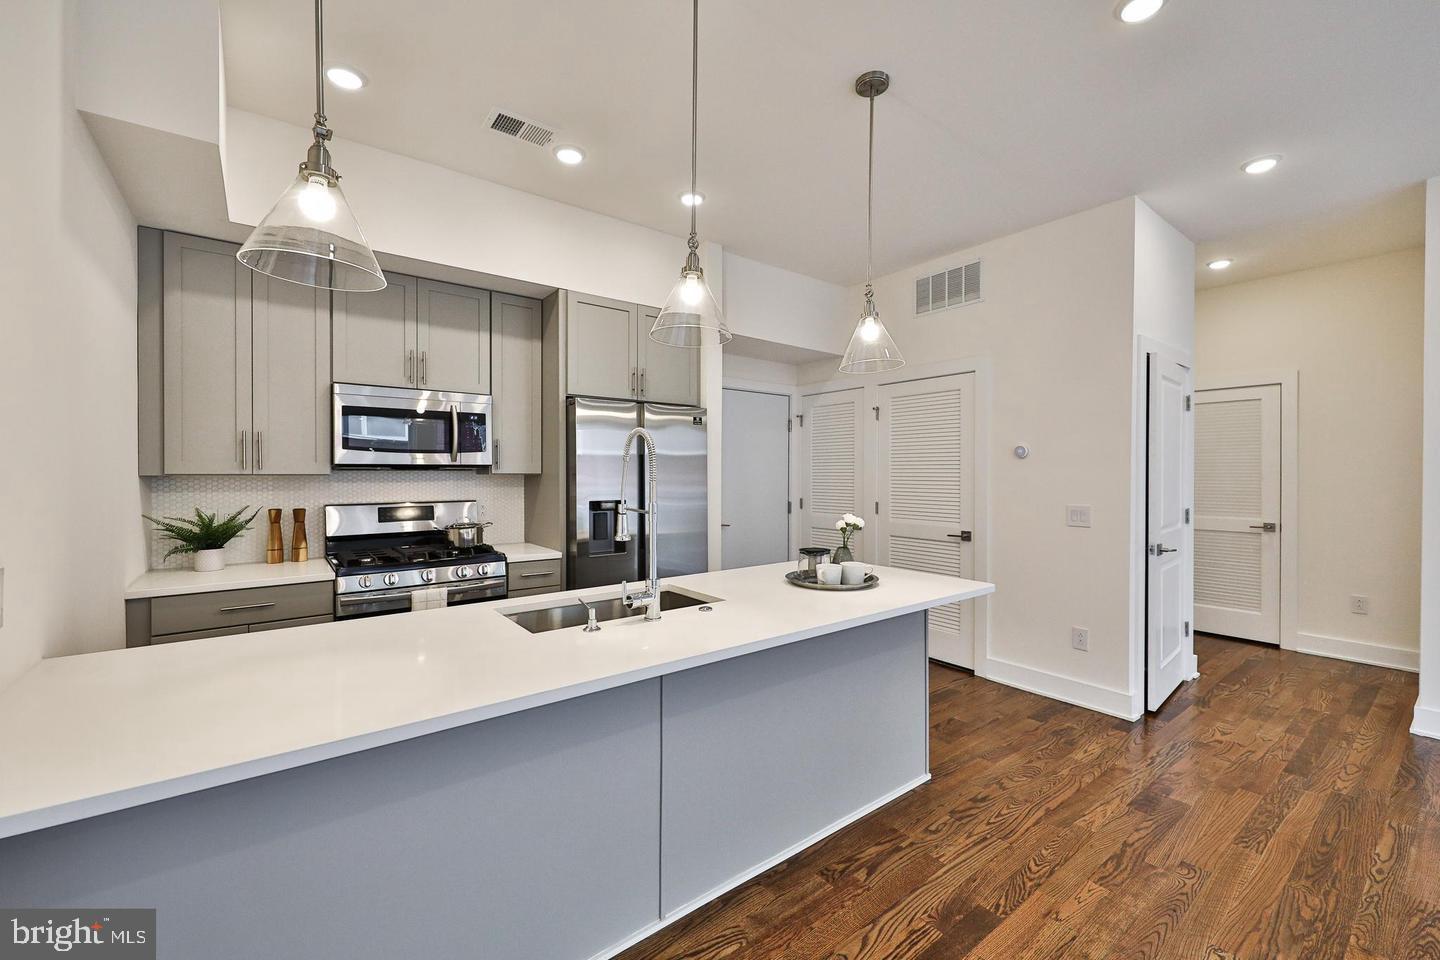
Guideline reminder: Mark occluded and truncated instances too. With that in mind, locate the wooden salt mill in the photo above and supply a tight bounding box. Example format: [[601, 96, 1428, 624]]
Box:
[[291, 508, 309, 562], [266, 509, 285, 564]]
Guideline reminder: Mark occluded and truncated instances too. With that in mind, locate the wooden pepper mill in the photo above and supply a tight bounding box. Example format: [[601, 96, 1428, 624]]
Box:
[[291, 508, 309, 562], [266, 509, 285, 564]]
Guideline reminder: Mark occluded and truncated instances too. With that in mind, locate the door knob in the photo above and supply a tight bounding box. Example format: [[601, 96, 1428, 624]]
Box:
[[1150, 544, 1178, 555], [1249, 522, 1278, 532]]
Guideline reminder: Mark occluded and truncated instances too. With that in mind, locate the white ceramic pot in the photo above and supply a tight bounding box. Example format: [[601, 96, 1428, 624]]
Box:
[[193, 549, 226, 573]]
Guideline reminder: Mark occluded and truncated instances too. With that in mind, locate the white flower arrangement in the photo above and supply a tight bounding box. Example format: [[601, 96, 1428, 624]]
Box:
[[836, 513, 864, 551]]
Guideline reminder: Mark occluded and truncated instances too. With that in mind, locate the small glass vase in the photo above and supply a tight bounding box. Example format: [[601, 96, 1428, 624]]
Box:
[[832, 543, 854, 564]]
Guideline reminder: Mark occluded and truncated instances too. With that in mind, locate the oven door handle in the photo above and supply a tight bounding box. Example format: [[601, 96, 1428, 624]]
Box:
[[450, 404, 460, 463]]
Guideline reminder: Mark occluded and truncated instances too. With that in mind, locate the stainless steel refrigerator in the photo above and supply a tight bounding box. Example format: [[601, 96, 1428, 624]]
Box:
[[567, 397, 708, 589]]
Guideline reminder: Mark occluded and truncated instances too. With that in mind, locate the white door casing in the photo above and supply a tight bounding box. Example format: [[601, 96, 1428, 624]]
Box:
[[721, 389, 791, 569], [799, 389, 866, 560], [1147, 353, 1193, 711], [876, 373, 977, 668], [1193, 385, 1282, 644]]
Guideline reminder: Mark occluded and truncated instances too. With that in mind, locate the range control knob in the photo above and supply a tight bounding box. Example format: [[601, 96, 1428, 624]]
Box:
[[383, 573, 399, 587], [455, 566, 472, 579], [358, 575, 373, 589], [420, 569, 436, 583]]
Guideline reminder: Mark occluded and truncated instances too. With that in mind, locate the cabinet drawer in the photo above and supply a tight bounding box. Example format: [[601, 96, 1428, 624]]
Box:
[[150, 624, 250, 645], [249, 614, 334, 633], [508, 559, 562, 592], [150, 581, 333, 635], [507, 584, 563, 600]]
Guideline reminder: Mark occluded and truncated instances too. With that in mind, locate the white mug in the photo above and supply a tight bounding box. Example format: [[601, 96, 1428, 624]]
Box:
[[816, 563, 842, 585], [841, 562, 872, 585]]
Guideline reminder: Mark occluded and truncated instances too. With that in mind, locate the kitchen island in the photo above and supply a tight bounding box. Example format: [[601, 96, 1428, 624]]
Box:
[[0, 562, 992, 960]]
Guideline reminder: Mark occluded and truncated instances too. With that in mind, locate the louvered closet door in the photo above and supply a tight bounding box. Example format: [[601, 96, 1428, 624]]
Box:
[[800, 389, 866, 559], [877, 374, 976, 667], [1194, 385, 1280, 644]]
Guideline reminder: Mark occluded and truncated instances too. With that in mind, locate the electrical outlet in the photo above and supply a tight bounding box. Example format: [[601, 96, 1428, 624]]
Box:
[[1071, 626, 1089, 652], [1350, 595, 1370, 616], [1066, 505, 1092, 528]]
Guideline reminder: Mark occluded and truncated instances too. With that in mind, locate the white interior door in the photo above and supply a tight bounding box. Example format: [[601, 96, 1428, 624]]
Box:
[[876, 374, 976, 668], [1193, 384, 1281, 644], [722, 389, 791, 569], [799, 389, 866, 558], [1147, 353, 1193, 711]]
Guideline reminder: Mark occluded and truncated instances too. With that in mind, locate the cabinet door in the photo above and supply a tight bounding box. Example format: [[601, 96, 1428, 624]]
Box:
[[162, 233, 253, 474], [333, 273, 418, 388], [491, 293, 543, 474], [417, 278, 491, 393], [252, 275, 332, 474], [638, 305, 701, 405], [566, 292, 638, 400]]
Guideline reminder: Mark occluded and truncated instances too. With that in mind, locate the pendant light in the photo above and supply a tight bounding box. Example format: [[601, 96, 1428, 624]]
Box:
[[649, 0, 731, 348], [237, 0, 386, 292], [840, 71, 904, 374]]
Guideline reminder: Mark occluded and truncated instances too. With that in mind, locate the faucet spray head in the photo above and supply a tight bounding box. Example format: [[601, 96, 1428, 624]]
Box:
[[615, 502, 632, 542]]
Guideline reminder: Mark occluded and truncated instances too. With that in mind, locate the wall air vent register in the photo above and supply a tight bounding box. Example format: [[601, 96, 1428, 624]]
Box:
[[915, 259, 982, 316]]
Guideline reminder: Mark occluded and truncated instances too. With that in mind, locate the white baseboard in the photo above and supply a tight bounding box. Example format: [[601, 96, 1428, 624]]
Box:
[[980, 657, 1140, 721], [588, 773, 930, 960], [1294, 632, 1418, 673], [1412, 704, 1440, 741]]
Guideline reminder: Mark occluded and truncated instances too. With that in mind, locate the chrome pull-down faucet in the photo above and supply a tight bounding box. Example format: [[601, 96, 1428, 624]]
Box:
[[614, 426, 661, 621]]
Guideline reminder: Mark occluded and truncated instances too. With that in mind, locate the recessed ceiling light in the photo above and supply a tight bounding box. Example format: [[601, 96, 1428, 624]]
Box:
[[1242, 155, 1281, 175], [553, 145, 585, 165], [1116, 0, 1165, 23], [1207, 258, 1233, 271], [325, 66, 366, 90], [680, 191, 705, 207]]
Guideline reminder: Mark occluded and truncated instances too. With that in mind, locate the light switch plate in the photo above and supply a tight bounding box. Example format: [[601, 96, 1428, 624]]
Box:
[[1066, 505, 1092, 528], [1071, 626, 1089, 651]]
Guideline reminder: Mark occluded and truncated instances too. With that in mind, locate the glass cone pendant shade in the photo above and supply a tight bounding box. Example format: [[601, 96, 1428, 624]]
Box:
[[839, 298, 904, 374], [651, 265, 732, 347], [238, 169, 385, 292]]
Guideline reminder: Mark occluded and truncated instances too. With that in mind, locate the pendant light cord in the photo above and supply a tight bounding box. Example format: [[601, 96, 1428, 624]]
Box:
[[866, 91, 874, 294], [688, 0, 700, 251], [313, 0, 328, 129]]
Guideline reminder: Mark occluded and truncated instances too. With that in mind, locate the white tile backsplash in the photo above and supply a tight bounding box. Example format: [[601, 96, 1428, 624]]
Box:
[[144, 472, 525, 569]]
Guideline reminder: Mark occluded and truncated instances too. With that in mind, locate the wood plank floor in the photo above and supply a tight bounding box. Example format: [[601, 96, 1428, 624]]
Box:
[[619, 634, 1440, 959]]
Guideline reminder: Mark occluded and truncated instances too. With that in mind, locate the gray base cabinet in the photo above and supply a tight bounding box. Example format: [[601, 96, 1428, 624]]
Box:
[[125, 582, 333, 646]]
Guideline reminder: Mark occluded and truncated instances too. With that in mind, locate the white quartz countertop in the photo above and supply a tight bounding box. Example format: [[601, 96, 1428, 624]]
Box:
[[491, 542, 563, 563], [0, 563, 992, 839], [122, 543, 561, 598], [124, 559, 336, 599]]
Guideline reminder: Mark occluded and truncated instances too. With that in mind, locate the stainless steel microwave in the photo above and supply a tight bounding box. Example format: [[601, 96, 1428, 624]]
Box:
[[333, 383, 492, 468]]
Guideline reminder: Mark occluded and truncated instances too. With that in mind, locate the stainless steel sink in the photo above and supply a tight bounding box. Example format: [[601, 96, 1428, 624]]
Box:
[[504, 589, 715, 634]]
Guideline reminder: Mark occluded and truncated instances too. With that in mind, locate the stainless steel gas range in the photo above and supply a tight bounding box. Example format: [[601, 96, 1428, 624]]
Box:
[[324, 500, 507, 619]]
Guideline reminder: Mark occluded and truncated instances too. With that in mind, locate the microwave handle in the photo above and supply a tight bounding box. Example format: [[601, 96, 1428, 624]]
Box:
[[450, 405, 460, 463]]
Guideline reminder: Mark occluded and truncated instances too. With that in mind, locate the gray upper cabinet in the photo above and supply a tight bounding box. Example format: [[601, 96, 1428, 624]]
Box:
[[418, 278, 491, 394], [566, 292, 638, 401], [564, 293, 701, 405], [492, 293, 543, 474], [162, 233, 253, 474], [332, 273, 418, 389], [153, 231, 328, 475], [252, 276, 331, 474], [638, 305, 702, 406]]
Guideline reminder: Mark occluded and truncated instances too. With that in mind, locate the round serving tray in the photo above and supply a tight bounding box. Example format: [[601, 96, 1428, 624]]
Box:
[[785, 571, 880, 591]]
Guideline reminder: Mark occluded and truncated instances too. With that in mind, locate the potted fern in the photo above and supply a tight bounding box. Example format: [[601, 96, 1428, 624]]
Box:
[[144, 506, 261, 572]]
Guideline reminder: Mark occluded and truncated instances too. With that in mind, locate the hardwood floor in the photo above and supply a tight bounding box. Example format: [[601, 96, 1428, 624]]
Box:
[[618, 634, 1440, 959]]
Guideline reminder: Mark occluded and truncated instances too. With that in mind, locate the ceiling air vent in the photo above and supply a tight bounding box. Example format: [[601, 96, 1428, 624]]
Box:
[[486, 110, 556, 148], [915, 258, 982, 316]]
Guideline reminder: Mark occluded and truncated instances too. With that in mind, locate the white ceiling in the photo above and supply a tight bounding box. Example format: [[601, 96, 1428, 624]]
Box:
[[221, 0, 1440, 286]]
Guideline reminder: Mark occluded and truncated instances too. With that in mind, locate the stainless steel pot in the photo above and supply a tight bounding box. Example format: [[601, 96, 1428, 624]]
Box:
[[445, 520, 492, 549]]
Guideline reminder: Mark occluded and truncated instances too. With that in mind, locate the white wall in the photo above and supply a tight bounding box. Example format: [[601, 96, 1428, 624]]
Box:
[[798, 198, 1147, 717], [1416, 178, 1440, 738], [1197, 249, 1424, 667], [0, 1, 145, 689], [721, 252, 851, 356]]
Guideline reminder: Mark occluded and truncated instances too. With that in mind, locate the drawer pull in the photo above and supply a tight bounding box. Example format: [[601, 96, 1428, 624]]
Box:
[[518, 571, 554, 578], [218, 602, 278, 613]]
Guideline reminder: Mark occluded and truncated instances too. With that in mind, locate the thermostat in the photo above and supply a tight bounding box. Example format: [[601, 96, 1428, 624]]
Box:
[[1013, 444, 1030, 459]]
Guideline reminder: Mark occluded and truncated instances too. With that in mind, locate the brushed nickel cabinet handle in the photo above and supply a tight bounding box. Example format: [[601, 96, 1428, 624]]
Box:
[[218, 602, 276, 613], [239, 429, 248, 470], [519, 571, 552, 578], [420, 351, 428, 385], [255, 431, 263, 472], [640, 370, 646, 397], [407, 349, 414, 384], [631, 369, 638, 394]]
